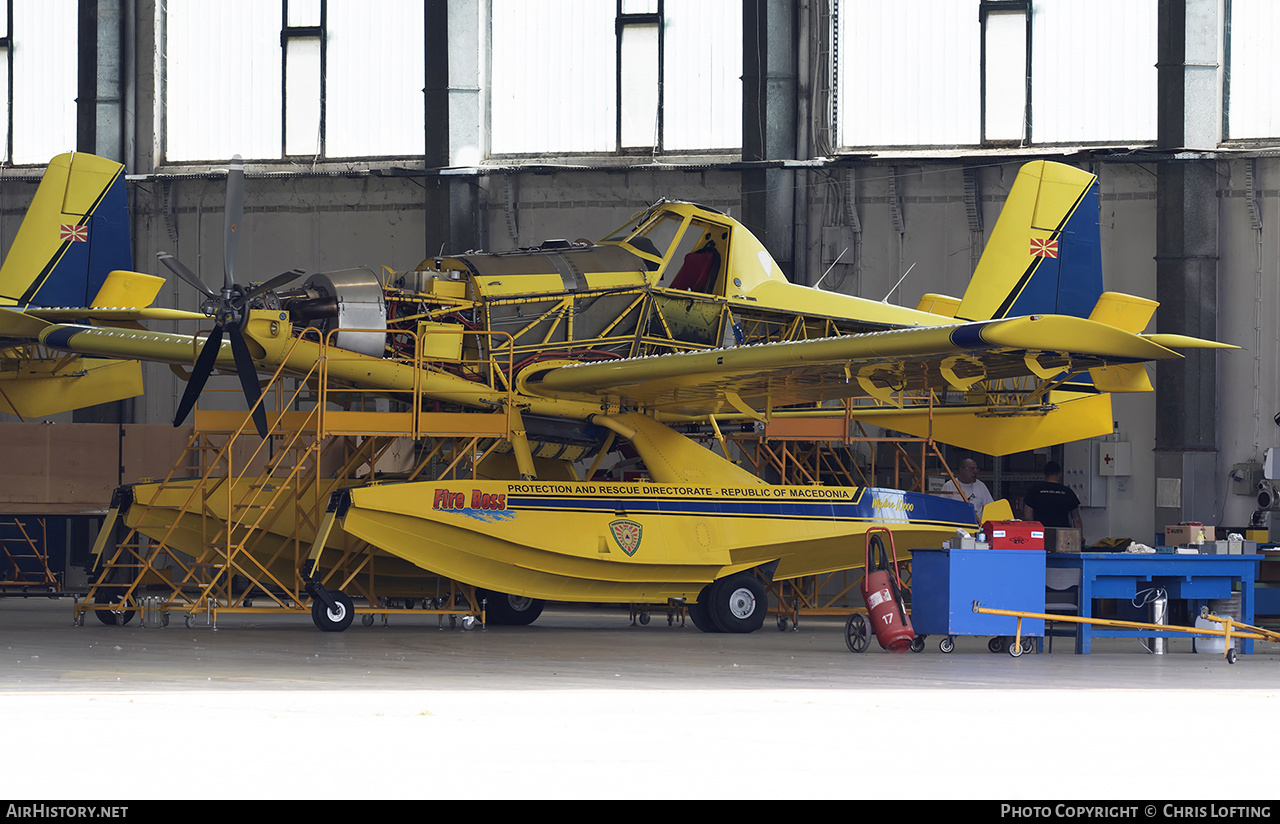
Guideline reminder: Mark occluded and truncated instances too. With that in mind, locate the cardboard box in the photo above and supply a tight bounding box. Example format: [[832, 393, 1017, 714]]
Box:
[[1044, 527, 1082, 553], [982, 520, 1045, 550], [1165, 524, 1216, 546]]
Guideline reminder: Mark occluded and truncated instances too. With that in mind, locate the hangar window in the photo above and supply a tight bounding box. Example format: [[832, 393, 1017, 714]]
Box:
[[1225, 0, 1280, 140], [835, 0, 1156, 149], [163, 0, 425, 163], [489, 0, 742, 156], [1, 0, 78, 165]]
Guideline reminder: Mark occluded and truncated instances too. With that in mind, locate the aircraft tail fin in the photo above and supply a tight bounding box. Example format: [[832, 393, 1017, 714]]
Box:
[[955, 161, 1103, 322], [0, 153, 133, 309]]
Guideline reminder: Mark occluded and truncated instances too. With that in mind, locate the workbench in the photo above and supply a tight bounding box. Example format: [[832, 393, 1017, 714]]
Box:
[[1046, 552, 1262, 654]]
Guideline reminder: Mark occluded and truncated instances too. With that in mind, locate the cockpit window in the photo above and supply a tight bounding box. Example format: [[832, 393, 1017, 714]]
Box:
[[601, 211, 687, 269], [600, 207, 729, 290]]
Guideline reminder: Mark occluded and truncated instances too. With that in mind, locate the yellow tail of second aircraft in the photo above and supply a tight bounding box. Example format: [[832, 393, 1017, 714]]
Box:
[[0, 152, 134, 309], [0, 153, 144, 418], [931, 161, 1107, 324]]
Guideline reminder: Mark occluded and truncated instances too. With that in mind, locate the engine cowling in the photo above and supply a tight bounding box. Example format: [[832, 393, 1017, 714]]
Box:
[[278, 268, 388, 358]]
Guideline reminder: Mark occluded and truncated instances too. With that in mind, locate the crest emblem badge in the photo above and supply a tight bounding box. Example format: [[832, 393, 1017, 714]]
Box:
[[609, 519, 643, 556]]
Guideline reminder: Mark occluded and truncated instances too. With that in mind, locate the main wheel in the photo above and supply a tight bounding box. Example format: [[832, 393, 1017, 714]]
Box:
[[688, 584, 721, 633], [844, 613, 870, 653], [706, 573, 767, 633], [480, 590, 545, 626], [311, 591, 355, 632]]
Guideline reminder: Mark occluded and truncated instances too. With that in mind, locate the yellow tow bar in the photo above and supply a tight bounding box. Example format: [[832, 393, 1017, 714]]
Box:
[[971, 601, 1280, 664]]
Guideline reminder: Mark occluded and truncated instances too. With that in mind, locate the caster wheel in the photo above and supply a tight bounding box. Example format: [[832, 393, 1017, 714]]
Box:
[[1021, 638, 1034, 654], [988, 637, 1006, 654], [910, 635, 925, 653], [777, 617, 789, 632], [844, 613, 870, 653], [939, 636, 955, 654], [461, 615, 478, 630], [1009, 641, 1024, 658], [1227, 648, 1237, 665], [361, 613, 374, 627], [184, 614, 195, 629], [639, 612, 650, 625]]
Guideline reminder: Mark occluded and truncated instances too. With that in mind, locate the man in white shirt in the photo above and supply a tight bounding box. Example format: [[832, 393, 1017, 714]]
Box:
[[942, 457, 994, 522]]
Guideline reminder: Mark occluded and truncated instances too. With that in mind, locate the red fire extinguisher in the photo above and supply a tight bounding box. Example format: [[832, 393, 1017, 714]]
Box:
[[859, 528, 915, 652]]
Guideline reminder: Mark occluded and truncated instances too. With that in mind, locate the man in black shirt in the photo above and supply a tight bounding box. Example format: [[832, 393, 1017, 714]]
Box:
[[1024, 461, 1083, 534]]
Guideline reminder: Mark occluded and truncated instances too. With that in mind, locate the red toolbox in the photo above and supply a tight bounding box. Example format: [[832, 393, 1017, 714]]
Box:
[[982, 520, 1045, 550]]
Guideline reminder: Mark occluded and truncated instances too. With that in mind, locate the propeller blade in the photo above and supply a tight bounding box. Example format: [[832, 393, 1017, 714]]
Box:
[[173, 324, 224, 427], [243, 269, 307, 302], [228, 324, 269, 438], [158, 252, 217, 300], [224, 155, 245, 291]]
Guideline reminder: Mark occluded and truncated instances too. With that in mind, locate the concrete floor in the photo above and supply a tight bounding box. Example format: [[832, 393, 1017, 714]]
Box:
[[2, 596, 1277, 801]]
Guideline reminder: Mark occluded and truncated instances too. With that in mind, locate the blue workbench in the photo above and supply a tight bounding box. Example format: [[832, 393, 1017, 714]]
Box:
[[1046, 552, 1262, 654]]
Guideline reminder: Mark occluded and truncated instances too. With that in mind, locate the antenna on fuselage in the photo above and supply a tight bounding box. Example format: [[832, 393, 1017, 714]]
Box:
[[882, 262, 916, 303], [812, 247, 848, 290]]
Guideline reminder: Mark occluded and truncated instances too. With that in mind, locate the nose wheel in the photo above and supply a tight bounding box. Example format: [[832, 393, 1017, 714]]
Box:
[[310, 590, 355, 632]]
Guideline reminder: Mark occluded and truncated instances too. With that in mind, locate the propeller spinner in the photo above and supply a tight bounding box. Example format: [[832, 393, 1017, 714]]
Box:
[[161, 156, 304, 437]]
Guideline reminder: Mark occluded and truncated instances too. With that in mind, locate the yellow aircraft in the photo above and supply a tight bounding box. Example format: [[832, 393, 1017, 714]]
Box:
[[0, 153, 1231, 632]]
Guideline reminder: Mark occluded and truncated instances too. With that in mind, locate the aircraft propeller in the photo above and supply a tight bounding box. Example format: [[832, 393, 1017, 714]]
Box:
[[160, 156, 305, 437]]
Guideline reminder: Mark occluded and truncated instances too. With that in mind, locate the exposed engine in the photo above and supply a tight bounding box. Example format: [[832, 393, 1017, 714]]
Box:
[[275, 268, 389, 358]]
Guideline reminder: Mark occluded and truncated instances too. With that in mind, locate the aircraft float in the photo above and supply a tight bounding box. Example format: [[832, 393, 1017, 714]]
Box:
[[0, 152, 1232, 632]]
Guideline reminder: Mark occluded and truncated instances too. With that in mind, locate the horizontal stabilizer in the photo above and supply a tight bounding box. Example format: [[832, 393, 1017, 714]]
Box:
[[1088, 291, 1157, 333], [90, 270, 166, 309], [915, 293, 961, 317]]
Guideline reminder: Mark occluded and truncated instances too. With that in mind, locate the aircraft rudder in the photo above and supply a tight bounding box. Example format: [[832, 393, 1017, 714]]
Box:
[[956, 161, 1103, 322], [0, 152, 133, 309]]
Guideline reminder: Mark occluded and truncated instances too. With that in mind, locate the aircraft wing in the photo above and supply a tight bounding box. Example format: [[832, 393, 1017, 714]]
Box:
[[525, 314, 1225, 418]]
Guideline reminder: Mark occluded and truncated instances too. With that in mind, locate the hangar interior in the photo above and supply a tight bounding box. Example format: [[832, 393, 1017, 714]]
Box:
[[0, 0, 1278, 638]]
